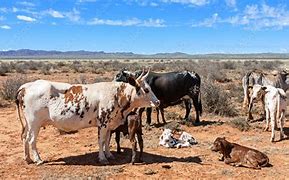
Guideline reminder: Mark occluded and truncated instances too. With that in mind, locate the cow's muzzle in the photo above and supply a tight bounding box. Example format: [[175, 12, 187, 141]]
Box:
[[150, 100, 160, 107]]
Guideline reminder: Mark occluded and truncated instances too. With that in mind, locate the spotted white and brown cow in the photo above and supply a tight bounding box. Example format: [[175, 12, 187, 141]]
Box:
[[15, 70, 160, 165]]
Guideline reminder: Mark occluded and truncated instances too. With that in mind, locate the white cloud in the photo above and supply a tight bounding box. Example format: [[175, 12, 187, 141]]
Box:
[[46, 9, 64, 18], [78, 0, 97, 2], [0, 25, 11, 29], [18, 1, 35, 7], [17, 15, 36, 22], [160, 0, 209, 6], [88, 17, 165, 27], [192, 13, 218, 27], [0, 7, 8, 13], [65, 8, 80, 22], [193, 3, 289, 30], [225, 0, 236, 8], [150, 2, 159, 6], [226, 3, 289, 29], [12, 7, 19, 13]]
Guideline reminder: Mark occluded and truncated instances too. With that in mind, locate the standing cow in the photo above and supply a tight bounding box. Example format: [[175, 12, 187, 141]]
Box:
[[15, 70, 159, 165], [249, 85, 287, 142], [242, 69, 289, 120], [114, 69, 202, 125]]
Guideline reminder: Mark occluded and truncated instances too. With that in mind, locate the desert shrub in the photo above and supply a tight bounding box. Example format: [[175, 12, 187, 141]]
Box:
[[74, 75, 88, 84], [0, 63, 12, 76], [57, 61, 66, 67], [94, 76, 111, 83], [229, 118, 250, 131], [202, 79, 237, 116], [40, 63, 52, 75], [15, 63, 29, 74], [71, 61, 85, 73], [0, 76, 28, 101], [152, 63, 166, 71], [24, 61, 43, 71], [221, 61, 236, 70]]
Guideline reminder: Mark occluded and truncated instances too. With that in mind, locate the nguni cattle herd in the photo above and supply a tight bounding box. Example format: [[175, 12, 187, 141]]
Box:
[[13, 67, 289, 170]]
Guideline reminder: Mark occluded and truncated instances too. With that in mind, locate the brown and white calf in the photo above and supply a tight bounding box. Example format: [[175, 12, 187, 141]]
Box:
[[211, 137, 269, 169], [15, 70, 159, 165], [249, 85, 287, 142]]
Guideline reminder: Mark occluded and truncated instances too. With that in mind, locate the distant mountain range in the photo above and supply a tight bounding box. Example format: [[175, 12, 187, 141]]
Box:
[[0, 49, 289, 59]]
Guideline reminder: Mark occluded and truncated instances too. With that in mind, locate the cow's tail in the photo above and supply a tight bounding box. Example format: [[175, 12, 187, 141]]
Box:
[[198, 90, 202, 116], [15, 88, 25, 140], [276, 93, 281, 129]]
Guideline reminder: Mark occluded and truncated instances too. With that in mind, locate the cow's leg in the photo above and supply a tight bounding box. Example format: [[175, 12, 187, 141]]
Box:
[[27, 124, 43, 165], [115, 131, 121, 154], [184, 99, 191, 121], [279, 111, 286, 140], [23, 125, 33, 164], [128, 126, 137, 164], [160, 108, 166, 124], [137, 113, 143, 163], [156, 108, 160, 124], [264, 108, 270, 131], [192, 96, 200, 124], [146, 108, 152, 125], [270, 111, 276, 142], [138, 108, 146, 126], [104, 129, 114, 160], [98, 127, 109, 164]]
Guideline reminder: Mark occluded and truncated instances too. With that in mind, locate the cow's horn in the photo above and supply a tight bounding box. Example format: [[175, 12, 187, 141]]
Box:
[[136, 68, 145, 81], [141, 67, 150, 81]]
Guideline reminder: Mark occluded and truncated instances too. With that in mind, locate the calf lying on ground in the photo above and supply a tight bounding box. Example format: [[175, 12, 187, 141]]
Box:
[[159, 128, 197, 148], [211, 137, 269, 169], [112, 112, 143, 164], [249, 84, 287, 142]]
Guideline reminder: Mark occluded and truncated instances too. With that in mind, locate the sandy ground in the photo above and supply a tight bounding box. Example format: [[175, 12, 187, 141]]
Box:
[[1, 104, 289, 179], [1, 70, 289, 179]]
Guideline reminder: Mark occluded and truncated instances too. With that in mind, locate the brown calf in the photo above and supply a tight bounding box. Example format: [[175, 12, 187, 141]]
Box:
[[112, 112, 143, 164], [211, 137, 269, 169]]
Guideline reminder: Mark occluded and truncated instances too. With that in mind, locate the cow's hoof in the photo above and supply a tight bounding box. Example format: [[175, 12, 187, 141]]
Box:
[[36, 160, 44, 166], [24, 157, 33, 164], [99, 158, 109, 165]]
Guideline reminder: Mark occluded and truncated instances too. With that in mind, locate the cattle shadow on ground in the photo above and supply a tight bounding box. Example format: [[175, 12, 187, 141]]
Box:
[[192, 120, 223, 127], [47, 148, 202, 166]]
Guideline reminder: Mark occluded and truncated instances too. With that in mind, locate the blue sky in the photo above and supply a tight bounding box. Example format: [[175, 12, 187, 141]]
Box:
[[0, 0, 289, 54]]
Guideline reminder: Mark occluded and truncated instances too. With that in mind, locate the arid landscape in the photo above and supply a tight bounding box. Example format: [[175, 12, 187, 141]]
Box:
[[1, 59, 289, 179]]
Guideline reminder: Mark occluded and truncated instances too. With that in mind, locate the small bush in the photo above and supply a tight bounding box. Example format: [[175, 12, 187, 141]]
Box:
[[74, 75, 88, 84], [0, 76, 28, 101], [202, 79, 237, 116], [15, 63, 28, 74], [229, 118, 250, 131], [221, 61, 236, 70], [71, 61, 85, 73], [40, 63, 52, 75], [0, 63, 10, 76]]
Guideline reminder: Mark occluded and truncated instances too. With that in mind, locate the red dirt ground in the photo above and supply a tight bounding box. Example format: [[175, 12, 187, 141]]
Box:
[[1, 71, 289, 179]]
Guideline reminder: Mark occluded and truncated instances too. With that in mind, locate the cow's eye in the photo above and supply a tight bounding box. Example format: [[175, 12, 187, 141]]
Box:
[[144, 88, 149, 93]]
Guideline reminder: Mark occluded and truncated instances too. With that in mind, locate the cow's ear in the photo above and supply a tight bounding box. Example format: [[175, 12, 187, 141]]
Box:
[[128, 76, 137, 87]]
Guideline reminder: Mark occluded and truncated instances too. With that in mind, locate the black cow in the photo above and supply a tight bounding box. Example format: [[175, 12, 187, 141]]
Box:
[[114, 69, 202, 125]]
